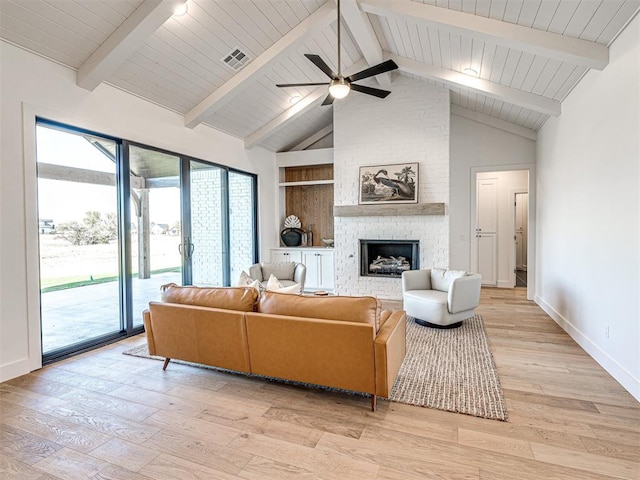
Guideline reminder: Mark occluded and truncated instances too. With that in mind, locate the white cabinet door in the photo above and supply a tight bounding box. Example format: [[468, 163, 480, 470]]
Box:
[[301, 250, 334, 291], [317, 250, 334, 290], [270, 249, 302, 264], [301, 251, 321, 289]]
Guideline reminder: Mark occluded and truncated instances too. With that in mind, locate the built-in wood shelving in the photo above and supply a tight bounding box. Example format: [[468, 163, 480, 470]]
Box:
[[334, 203, 445, 217]]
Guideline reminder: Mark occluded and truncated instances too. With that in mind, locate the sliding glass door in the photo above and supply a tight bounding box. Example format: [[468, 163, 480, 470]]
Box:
[[187, 160, 226, 286], [36, 124, 122, 356], [229, 171, 257, 283], [128, 145, 183, 327], [35, 120, 258, 362]]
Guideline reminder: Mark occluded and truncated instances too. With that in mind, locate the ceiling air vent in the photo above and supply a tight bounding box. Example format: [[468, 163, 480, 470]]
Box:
[[222, 47, 250, 71]]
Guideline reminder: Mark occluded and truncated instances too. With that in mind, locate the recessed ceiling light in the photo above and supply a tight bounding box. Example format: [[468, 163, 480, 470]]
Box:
[[173, 2, 188, 16], [464, 67, 478, 76], [289, 95, 302, 105]]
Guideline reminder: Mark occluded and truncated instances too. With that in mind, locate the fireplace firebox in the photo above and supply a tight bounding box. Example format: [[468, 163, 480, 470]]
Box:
[[360, 240, 419, 278]]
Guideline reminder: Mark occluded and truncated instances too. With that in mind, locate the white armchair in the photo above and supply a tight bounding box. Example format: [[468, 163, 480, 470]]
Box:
[[401, 268, 482, 328], [249, 261, 306, 291]]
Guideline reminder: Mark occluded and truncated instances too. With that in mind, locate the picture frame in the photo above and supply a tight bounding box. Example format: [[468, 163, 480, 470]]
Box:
[[359, 163, 418, 204]]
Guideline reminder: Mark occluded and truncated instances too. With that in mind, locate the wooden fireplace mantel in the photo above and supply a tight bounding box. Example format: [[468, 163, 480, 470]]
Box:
[[333, 203, 445, 217]]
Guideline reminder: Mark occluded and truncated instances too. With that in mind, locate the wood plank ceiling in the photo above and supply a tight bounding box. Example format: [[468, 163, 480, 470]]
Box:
[[1, 0, 638, 152]]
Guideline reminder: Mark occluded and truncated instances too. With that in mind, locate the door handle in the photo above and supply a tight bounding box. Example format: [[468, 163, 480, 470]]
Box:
[[178, 243, 183, 255], [188, 243, 194, 258]]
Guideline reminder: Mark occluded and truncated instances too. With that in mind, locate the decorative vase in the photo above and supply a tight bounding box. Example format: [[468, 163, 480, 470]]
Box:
[[280, 228, 304, 247]]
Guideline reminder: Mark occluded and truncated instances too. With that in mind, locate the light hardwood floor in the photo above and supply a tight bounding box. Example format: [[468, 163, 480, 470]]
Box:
[[1, 288, 638, 479]]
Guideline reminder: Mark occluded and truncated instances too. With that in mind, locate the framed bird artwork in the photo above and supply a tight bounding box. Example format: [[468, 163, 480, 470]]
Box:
[[359, 163, 418, 205]]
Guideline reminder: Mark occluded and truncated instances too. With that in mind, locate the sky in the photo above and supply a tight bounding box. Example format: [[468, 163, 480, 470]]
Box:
[[36, 125, 180, 225]]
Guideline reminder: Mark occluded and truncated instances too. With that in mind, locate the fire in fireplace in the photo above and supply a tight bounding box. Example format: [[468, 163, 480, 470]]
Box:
[[360, 240, 419, 278]]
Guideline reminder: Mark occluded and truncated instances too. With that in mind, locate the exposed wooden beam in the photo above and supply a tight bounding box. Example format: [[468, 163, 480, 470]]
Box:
[[360, 0, 608, 70], [38, 163, 147, 188], [289, 125, 334, 151], [244, 88, 328, 149], [77, 0, 182, 91], [391, 54, 560, 116], [245, 58, 367, 149], [185, 1, 337, 129], [341, 0, 391, 87]]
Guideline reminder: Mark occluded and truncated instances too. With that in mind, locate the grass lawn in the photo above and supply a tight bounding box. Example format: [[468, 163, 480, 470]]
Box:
[[39, 234, 181, 291]]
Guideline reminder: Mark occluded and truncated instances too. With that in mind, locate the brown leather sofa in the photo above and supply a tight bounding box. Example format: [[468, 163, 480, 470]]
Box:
[[142, 283, 407, 410]]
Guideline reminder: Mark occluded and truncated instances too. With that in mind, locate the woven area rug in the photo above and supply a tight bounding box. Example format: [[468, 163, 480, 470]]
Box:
[[123, 314, 507, 421], [390, 315, 507, 421]]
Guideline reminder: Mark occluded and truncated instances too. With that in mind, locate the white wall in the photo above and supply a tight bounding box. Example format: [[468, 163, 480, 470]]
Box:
[[333, 77, 450, 299], [450, 114, 536, 274], [536, 15, 640, 401], [0, 41, 277, 382]]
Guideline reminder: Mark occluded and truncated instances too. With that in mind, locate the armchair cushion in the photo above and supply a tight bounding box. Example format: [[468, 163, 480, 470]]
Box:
[[431, 268, 466, 292], [261, 261, 296, 281]]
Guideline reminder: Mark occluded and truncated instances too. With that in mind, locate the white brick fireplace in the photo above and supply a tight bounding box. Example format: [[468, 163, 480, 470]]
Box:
[[333, 77, 450, 299]]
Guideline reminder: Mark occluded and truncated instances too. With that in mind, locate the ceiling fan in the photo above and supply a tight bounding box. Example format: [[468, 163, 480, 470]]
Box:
[[276, 0, 398, 105]]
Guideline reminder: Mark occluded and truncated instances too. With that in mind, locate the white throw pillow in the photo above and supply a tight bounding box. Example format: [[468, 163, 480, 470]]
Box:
[[247, 279, 263, 294], [237, 270, 252, 286], [272, 282, 302, 294], [237, 271, 263, 294], [265, 273, 283, 290], [265, 274, 301, 294]]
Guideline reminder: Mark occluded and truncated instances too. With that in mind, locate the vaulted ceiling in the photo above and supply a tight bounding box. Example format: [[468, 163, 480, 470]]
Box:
[[1, 0, 638, 151]]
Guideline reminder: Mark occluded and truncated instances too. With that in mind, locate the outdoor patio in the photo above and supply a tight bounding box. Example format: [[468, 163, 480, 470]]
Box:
[[41, 271, 180, 353]]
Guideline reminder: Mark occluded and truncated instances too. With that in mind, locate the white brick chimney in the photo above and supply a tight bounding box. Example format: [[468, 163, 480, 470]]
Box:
[[333, 76, 450, 299]]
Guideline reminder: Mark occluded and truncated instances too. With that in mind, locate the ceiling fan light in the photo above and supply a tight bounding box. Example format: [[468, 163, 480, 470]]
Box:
[[329, 78, 350, 99]]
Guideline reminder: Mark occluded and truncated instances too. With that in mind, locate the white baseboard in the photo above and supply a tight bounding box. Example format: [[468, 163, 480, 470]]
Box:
[[497, 280, 513, 288], [535, 294, 640, 402], [0, 357, 32, 383]]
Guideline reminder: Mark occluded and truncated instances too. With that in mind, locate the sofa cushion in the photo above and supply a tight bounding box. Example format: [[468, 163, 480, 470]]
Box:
[[258, 291, 381, 330], [430, 268, 466, 292], [261, 261, 296, 281], [160, 283, 258, 312]]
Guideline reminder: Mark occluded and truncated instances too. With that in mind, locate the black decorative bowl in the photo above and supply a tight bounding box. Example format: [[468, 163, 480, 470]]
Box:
[[280, 228, 304, 247]]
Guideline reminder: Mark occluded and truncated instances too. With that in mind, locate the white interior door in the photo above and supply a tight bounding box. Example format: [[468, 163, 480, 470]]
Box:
[[515, 193, 528, 270], [478, 235, 497, 286], [476, 178, 497, 286]]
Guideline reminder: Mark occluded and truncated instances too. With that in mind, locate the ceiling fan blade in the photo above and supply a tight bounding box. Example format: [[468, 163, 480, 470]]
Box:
[[276, 82, 329, 87], [346, 59, 398, 82], [305, 54, 337, 79], [321, 93, 335, 106], [351, 83, 391, 99]]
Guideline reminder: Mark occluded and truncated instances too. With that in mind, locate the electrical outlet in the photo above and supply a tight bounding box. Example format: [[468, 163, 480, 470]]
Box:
[[605, 324, 610, 338]]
